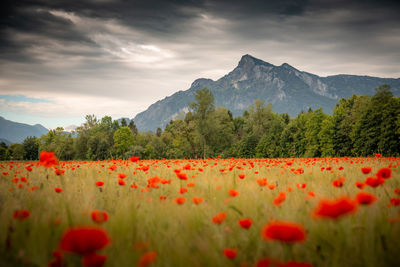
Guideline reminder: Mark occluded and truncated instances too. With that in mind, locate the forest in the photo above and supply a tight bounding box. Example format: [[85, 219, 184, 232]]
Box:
[[1, 84, 399, 161]]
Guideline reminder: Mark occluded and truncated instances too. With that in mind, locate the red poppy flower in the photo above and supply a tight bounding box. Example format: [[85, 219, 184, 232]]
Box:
[[355, 181, 365, 189], [48, 250, 63, 267], [55, 168, 65, 176], [118, 173, 127, 179], [268, 184, 276, 190], [212, 212, 227, 224], [82, 253, 107, 267], [376, 167, 392, 179], [355, 192, 377, 205], [55, 188, 63, 193], [192, 197, 203, 205], [108, 165, 117, 171], [118, 179, 125, 186], [91, 210, 109, 224], [95, 181, 104, 187], [39, 151, 59, 168], [390, 198, 400, 207], [130, 156, 140, 162], [228, 189, 239, 197], [174, 197, 186, 205], [361, 167, 372, 174], [238, 218, 253, 229], [313, 197, 357, 219], [138, 251, 157, 267], [365, 177, 385, 188], [256, 178, 268, 187], [261, 221, 306, 243], [179, 188, 188, 194], [223, 248, 237, 259], [25, 166, 33, 172], [394, 188, 400, 195], [332, 177, 345, 188], [273, 192, 286, 206], [13, 209, 30, 220], [238, 174, 245, 179], [176, 173, 188, 180], [60, 226, 110, 255]]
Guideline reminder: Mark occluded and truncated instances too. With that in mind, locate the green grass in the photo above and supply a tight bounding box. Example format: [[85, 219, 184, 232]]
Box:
[[0, 157, 399, 267]]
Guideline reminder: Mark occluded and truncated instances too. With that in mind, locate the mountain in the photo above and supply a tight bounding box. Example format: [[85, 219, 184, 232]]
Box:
[[0, 116, 49, 144], [134, 54, 400, 132]]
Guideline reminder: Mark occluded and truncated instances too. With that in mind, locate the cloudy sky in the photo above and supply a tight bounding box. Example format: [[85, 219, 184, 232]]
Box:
[[1, 0, 399, 129]]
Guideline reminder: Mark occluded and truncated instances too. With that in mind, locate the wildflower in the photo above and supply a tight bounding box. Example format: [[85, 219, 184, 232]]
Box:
[[361, 167, 372, 174], [389, 198, 400, 207], [268, 184, 276, 190], [257, 178, 268, 187], [332, 177, 345, 188], [179, 188, 188, 194], [223, 248, 237, 259], [365, 177, 385, 188], [118, 173, 127, 179], [13, 209, 30, 220], [95, 181, 104, 187], [91, 210, 109, 224], [313, 197, 357, 219], [55, 188, 63, 193], [39, 151, 59, 168], [174, 197, 186, 205], [355, 192, 377, 205], [60, 226, 110, 255], [192, 197, 203, 205], [238, 174, 245, 179], [212, 212, 227, 224], [273, 192, 286, 206], [261, 221, 306, 243], [138, 251, 157, 267], [108, 165, 117, 171], [48, 251, 63, 267], [55, 168, 65, 176], [228, 189, 239, 197], [118, 179, 125, 186], [376, 167, 391, 179], [130, 156, 139, 162], [25, 166, 33, 172], [238, 218, 253, 229], [176, 172, 188, 180], [355, 181, 365, 189]]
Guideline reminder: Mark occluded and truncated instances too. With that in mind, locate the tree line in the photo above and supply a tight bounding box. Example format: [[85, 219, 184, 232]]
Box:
[[1, 84, 399, 161]]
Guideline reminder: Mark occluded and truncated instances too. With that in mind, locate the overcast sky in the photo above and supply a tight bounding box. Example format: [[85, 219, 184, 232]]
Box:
[[1, 0, 399, 129]]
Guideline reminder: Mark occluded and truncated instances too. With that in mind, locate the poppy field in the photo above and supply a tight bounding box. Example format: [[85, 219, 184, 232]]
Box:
[[1, 153, 400, 267]]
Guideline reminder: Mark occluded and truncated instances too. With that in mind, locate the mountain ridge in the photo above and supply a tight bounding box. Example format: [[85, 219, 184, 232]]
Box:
[[133, 54, 400, 131], [0, 116, 49, 144]]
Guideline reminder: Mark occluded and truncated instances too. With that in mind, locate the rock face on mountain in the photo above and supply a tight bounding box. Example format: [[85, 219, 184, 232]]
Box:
[[133, 54, 400, 132], [0, 116, 48, 144]]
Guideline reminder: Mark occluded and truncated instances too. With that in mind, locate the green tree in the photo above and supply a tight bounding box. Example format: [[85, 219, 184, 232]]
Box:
[[113, 126, 134, 158], [129, 120, 138, 135], [23, 136, 39, 160], [189, 88, 215, 158], [9, 143, 25, 160], [319, 116, 335, 157]]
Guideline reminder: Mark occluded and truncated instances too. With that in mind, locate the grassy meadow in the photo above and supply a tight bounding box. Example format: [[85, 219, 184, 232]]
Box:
[[0, 155, 399, 267]]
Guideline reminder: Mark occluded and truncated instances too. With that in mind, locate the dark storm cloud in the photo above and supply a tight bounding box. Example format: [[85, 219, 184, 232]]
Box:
[[1, 0, 400, 128]]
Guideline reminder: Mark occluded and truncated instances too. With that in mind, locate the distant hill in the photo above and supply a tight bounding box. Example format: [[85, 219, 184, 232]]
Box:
[[133, 54, 400, 131], [0, 116, 48, 143]]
